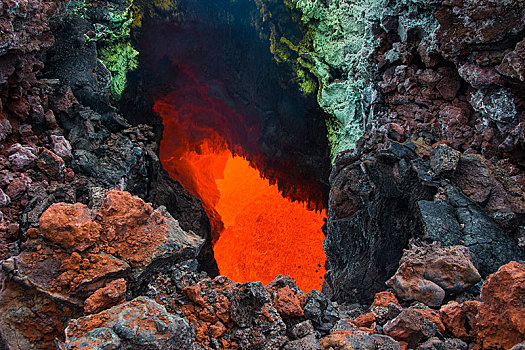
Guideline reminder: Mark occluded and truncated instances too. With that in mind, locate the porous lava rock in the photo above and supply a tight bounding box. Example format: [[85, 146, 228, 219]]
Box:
[[386, 242, 481, 307], [0, 190, 204, 349], [65, 296, 194, 350], [476, 261, 525, 349], [440, 300, 480, 342], [83, 278, 127, 315]]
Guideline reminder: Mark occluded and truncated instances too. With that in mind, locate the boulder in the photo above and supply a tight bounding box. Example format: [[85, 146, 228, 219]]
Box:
[[386, 243, 481, 307], [384, 309, 439, 348], [65, 297, 193, 350], [440, 301, 480, 341], [476, 261, 525, 349]]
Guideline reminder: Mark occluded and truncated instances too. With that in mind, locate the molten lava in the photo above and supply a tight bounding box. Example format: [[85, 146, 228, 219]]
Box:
[[156, 65, 326, 292]]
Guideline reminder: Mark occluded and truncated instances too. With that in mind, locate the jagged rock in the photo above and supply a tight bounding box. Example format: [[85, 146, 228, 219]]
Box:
[[291, 320, 316, 340], [284, 334, 320, 350], [6, 143, 37, 171], [51, 135, 73, 160], [40, 202, 101, 252], [179, 276, 287, 349], [36, 148, 65, 180], [440, 301, 480, 342], [303, 290, 340, 333], [498, 39, 525, 82], [430, 144, 460, 176], [384, 309, 439, 348], [84, 278, 126, 315], [0, 188, 10, 207], [476, 261, 525, 349], [386, 243, 481, 307], [325, 141, 436, 303], [65, 296, 194, 350], [0, 118, 12, 142], [0, 190, 204, 347]]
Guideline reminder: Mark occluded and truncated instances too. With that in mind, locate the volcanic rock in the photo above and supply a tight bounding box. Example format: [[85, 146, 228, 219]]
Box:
[[83, 278, 127, 315], [386, 243, 481, 307], [6, 143, 37, 171], [384, 309, 439, 349], [440, 301, 480, 342], [320, 330, 401, 350], [0, 190, 204, 348], [476, 261, 525, 349], [416, 337, 468, 350], [36, 148, 65, 180], [65, 296, 194, 350]]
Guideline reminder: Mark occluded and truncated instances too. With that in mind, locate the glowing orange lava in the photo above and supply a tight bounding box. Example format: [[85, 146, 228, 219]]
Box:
[[155, 66, 326, 291], [214, 155, 326, 292]]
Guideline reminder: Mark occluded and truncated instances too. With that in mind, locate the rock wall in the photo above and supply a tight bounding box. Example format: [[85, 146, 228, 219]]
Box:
[[322, 0, 525, 303]]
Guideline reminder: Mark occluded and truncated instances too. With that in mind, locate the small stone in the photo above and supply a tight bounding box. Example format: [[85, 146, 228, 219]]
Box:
[[36, 148, 65, 180], [386, 243, 481, 307], [6, 175, 31, 200], [384, 309, 438, 348], [84, 278, 127, 315], [7, 143, 37, 171], [273, 286, 304, 318], [0, 118, 12, 142], [291, 320, 315, 340], [51, 135, 72, 160], [430, 144, 461, 176]]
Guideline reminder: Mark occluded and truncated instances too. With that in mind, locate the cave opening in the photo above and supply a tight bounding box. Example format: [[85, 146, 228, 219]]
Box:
[[123, 0, 331, 291]]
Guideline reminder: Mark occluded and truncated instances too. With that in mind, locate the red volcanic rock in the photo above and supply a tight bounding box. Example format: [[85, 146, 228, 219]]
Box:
[[179, 276, 286, 348], [440, 300, 480, 341], [384, 308, 438, 348], [39, 202, 100, 252], [386, 243, 481, 307], [476, 261, 525, 349], [66, 297, 193, 350], [97, 190, 204, 276], [36, 148, 65, 180], [272, 285, 305, 318], [413, 308, 445, 334], [84, 278, 127, 315], [372, 292, 400, 308], [498, 39, 525, 82], [1, 190, 204, 348]]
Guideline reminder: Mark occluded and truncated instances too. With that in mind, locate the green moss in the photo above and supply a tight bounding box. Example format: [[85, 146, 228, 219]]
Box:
[[286, 0, 382, 159], [67, 0, 140, 100]]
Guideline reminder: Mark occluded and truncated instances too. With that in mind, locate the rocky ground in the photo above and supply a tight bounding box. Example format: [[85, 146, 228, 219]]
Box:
[[0, 0, 524, 349]]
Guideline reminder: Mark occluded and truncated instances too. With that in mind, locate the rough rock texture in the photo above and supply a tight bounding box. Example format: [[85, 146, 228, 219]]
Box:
[[440, 300, 480, 342], [324, 0, 525, 305], [65, 296, 194, 350], [0, 190, 204, 348], [476, 261, 525, 349], [383, 309, 439, 349], [386, 242, 481, 307]]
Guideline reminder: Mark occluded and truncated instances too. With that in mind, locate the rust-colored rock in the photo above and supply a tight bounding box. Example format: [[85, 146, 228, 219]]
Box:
[[372, 292, 400, 308], [476, 261, 525, 349], [440, 300, 480, 341], [272, 285, 304, 318], [383, 308, 438, 348], [413, 308, 445, 334], [39, 202, 100, 252], [84, 278, 126, 315]]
